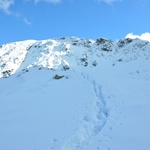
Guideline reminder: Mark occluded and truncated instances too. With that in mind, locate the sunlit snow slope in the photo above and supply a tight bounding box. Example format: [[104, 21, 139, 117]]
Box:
[[0, 37, 150, 150]]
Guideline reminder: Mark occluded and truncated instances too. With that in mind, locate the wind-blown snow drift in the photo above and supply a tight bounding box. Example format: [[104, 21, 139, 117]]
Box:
[[0, 37, 150, 150]]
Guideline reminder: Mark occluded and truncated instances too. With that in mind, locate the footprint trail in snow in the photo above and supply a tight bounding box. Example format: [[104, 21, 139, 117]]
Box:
[[62, 73, 109, 149]]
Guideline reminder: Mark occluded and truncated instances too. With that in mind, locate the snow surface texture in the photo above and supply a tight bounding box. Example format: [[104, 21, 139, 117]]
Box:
[[0, 37, 150, 150]]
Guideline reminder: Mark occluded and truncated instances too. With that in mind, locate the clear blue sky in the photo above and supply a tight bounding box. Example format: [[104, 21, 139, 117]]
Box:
[[0, 0, 150, 45]]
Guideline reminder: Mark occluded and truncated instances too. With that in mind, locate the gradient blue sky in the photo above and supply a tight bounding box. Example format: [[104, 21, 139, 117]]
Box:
[[0, 0, 150, 45]]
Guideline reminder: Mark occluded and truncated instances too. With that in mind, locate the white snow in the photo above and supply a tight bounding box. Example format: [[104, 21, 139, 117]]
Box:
[[0, 37, 150, 150]]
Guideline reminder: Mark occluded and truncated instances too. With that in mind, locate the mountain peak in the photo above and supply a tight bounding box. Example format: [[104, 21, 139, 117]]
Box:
[[0, 37, 149, 78]]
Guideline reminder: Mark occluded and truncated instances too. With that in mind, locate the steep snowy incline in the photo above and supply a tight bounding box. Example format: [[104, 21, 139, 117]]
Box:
[[0, 37, 150, 150], [0, 40, 36, 77]]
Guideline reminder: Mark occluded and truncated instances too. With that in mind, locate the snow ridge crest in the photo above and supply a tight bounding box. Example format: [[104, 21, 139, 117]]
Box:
[[0, 37, 150, 78]]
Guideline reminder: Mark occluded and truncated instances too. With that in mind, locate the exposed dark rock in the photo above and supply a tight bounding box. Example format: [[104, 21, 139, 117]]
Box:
[[53, 74, 64, 80]]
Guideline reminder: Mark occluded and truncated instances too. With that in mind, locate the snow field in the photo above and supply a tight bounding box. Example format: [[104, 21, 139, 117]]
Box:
[[0, 37, 150, 150]]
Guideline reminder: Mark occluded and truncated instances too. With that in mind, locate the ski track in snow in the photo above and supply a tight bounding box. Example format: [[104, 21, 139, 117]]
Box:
[[62, 73, 109, 149]]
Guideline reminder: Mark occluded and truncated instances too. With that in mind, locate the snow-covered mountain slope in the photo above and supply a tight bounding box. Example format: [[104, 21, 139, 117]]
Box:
[[0, 37, 150, 150], [0, 37, 149, 78]]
